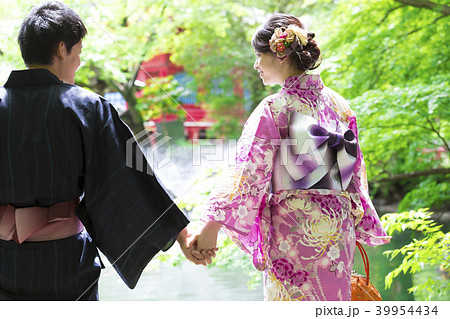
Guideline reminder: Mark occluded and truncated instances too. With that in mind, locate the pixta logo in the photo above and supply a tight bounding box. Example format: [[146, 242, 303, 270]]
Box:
[[126, 130, 172, 175]]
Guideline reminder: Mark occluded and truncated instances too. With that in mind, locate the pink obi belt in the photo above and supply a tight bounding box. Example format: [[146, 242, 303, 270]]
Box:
[[0, 199, 83, 244]]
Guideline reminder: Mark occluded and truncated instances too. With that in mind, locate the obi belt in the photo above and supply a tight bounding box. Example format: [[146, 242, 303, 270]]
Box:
[[272, 112, 358, 193], [0, 199, 82, 244]]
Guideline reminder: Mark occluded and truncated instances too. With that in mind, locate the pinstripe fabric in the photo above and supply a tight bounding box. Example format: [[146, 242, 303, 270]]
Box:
[[0, 69, 189, 298], [0, 231, 101, 300]]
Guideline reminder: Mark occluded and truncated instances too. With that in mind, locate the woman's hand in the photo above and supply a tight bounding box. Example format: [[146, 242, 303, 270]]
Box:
[[191, 220, 222, 264]]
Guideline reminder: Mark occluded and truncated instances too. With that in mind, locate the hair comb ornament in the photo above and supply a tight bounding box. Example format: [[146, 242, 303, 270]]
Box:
[[269, 25, 309, 59]]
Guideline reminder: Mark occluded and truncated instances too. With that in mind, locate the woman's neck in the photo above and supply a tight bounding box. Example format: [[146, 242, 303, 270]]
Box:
[[278, 68, 304, 86]]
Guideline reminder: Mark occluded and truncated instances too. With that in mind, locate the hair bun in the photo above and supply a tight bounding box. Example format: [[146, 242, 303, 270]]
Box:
[[251, 13, 321, 71], [302, 50, 311, 58]]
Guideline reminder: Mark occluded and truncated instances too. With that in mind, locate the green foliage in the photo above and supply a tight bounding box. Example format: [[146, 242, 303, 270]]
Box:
[[74, 0, 169, 88], [351, 79, 449, 180], [176, 166, 219, 213], [151, 0, 261, 137], [156, 0, 259, 88], [207, 117, 243, 139], [136, 76, 186, 121], [350, 78, 449, 209], [321, 0, 449, 99], [381, 209, 450, 300], [398, 176, 450, 212], [0, 0, 32, 83]]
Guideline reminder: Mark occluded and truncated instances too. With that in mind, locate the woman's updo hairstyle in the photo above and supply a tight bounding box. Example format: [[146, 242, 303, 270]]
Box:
[[252, 13, 321, 71]]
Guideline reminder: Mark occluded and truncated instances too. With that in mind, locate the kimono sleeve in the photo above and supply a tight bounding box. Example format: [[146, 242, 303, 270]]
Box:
[[346, 116, 391, 246], [76, 96, 189, 289], [202, 98, 280, 270]]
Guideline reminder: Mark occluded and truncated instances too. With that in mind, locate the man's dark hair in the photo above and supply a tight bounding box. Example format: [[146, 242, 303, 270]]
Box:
[[18, 1, 87, 66]]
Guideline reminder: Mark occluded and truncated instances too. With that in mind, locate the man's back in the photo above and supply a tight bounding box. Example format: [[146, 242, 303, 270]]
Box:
[[0, 69, 87, 206]]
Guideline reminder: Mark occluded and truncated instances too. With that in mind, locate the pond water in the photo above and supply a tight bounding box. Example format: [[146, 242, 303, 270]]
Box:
[[99, 251, 263, 301]]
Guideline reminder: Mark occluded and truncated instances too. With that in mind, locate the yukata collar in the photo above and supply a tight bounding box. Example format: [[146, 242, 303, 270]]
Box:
[[282, 73, 324, 93], [4, 69, 64, 88]]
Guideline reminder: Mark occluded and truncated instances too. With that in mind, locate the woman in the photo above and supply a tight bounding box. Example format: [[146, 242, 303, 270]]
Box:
[[194, 13, 390, 301]]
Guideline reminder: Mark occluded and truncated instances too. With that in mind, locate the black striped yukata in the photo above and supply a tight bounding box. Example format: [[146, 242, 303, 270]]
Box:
[[0, 69, 189, 300]]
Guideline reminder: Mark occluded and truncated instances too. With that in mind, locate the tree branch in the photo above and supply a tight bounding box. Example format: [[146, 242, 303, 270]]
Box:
[[379, 14, 443, 56], [379, 4, 406, 24], [370, 13, 446, 88], [426, 117, 450, 152], [393, 0, 450, 16], [373, 168, 450, 183], [365, 122, 435, 132]]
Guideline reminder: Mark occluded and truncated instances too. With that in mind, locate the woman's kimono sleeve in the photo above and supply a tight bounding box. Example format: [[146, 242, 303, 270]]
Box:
[[346, 116, 391, 246], [202, 99, 280, 270], [76, 96, 189, 289]]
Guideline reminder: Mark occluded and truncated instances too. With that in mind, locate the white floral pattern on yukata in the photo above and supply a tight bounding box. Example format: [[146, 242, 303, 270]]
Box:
[[203, 74, 390, 301]]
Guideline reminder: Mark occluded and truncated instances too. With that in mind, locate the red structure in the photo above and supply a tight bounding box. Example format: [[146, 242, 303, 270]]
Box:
[[136, 53, 213, 139], [136, 53, 183, 79]]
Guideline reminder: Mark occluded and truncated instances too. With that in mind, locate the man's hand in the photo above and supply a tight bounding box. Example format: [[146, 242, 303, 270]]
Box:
[[177, 227, 205, 265]]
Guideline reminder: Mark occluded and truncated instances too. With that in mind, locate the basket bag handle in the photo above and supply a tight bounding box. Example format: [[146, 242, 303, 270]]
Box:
[[356, 241, 370, 285]]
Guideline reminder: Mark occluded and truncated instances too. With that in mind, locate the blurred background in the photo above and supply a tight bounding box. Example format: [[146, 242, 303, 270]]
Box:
[[1, 0, 448, 301]]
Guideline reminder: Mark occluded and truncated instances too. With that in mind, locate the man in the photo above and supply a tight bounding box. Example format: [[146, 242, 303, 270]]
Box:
[[0, 1, 209, 301]]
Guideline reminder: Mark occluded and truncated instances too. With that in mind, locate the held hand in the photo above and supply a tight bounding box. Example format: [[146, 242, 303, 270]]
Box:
[[192, 220, 222, 264], [191, 246, 218, 265], [177, 227, 208, 266]]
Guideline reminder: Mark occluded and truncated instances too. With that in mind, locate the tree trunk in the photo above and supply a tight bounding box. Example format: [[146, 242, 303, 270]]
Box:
[[116, 65, 147, 136], [121, 101, 146, 135], [118, 85, 145, 136]]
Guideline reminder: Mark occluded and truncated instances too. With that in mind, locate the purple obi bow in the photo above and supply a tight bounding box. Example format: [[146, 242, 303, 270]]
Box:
[[280, 113, 358, 191]]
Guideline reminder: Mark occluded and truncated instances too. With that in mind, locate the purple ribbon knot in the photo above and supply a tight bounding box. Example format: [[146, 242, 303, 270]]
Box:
[[309, 124, 357, 157], [278, 112, 359, 192]]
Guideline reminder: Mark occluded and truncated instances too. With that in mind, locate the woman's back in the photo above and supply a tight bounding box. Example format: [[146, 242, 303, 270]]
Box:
[[198, 13, 390, 301]]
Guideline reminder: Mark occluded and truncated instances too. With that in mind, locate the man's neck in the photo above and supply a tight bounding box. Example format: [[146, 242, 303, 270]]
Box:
[[28, 64, 67, 84]]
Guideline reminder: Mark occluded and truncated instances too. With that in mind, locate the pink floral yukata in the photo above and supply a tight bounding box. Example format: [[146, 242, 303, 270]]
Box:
[[203, 74, 390, 301]]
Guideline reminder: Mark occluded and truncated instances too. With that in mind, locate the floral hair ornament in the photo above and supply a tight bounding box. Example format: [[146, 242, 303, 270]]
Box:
[[269, 25, 309, 60]]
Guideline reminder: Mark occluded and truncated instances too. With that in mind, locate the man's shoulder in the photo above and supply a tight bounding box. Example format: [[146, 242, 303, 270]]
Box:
[[59, 85, 119, 120], [0, 87, 7, 105], [59, 85, 104, 104]]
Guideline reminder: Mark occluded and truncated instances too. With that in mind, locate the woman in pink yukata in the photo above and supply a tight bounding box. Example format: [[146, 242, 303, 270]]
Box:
[[194, 13, 391, 301]]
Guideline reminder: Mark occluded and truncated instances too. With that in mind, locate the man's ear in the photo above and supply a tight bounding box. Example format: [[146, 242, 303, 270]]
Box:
[[54, 41, 67, 60]]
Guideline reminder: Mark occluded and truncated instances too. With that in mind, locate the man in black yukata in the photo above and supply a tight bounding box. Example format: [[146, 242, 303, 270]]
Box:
[[0, 1, 212, 300]]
